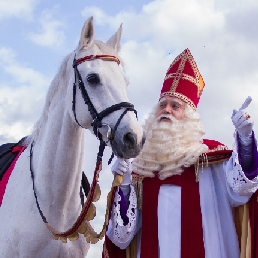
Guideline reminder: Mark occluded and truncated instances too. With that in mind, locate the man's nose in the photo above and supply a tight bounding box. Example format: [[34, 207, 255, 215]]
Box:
[[164, 105, 172, 114]]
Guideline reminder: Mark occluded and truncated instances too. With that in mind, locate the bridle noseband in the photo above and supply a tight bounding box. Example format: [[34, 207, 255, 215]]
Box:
[[72, 54, 137, 153]]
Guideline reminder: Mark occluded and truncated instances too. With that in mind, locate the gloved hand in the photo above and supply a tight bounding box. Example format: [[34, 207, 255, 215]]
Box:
[[111, 157, 132, 185], [231, 96, 254, 138]]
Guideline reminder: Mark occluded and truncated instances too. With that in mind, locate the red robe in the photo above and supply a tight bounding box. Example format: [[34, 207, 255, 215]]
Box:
[[102, 139, 232, 258]]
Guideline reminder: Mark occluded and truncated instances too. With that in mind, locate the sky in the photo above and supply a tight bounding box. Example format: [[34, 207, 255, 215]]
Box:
[[0, 0, 258, 257]]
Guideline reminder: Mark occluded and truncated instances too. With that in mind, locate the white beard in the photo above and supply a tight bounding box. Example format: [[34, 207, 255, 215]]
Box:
[[132, 104, 208, 180]]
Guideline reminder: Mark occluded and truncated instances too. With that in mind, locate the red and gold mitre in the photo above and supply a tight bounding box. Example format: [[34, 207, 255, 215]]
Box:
[[160, 48, 205, 110]]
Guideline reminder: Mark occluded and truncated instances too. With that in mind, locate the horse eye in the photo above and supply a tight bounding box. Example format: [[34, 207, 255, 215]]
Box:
[[87, 73, 100, 84]]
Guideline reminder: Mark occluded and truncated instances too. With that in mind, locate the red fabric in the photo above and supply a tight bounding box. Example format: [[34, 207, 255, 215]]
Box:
[[160, 48, 204, 109], [11, 146, 22, 152], [141, 167, 205, 258], [102, 235, 126, 258], [203, 139, 232, 160], [103, 167, 205, 258], [203, 139, 224, 149], [181, 168, 205, 257], [249, 190, 258, 258], [0, 146, 26, 206]]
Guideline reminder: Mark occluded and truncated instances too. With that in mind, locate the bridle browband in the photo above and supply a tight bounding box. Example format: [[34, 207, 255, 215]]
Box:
[[76, 54, 120, 65], [72, 53, 137, 154]]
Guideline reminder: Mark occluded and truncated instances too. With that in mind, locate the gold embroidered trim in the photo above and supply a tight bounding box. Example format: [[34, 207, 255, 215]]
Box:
[[132, 174, 145, 210], [207, 145, 229, 152], [103, 240, 110, 258], [165, 72, 200, 90], [206, 157, 231, 164], [195, 144, 231, 181], [126, 235, 137, 258], [195, 153, 208, 182], [164, 49, 204, 100], [170, 53, 187, 92], [160, 91, 196, 110]]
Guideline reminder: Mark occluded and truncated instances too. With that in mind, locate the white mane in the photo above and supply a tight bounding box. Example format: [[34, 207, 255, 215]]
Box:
[[26, 54, 72, 144]]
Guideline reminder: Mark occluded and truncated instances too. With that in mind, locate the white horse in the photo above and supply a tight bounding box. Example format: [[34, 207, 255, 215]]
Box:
[[0, 17, 145, 258]]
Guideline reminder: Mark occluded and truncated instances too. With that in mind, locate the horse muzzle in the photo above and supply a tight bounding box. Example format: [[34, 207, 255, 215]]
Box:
[[111, 130, 146, 159]]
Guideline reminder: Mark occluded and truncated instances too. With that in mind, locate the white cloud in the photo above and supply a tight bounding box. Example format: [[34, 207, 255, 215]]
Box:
[[0, 0, 37, 20], [81, 6, 108, 26], [28, 9, 66, 48], [0, 47, 49, 86], [82, 0, 224, 42], [81, 0, 258, 148], [0, 47, 50, 143]]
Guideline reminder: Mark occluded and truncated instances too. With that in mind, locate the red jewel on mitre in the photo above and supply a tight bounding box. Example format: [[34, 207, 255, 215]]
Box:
[[160, 48, 205, 110]]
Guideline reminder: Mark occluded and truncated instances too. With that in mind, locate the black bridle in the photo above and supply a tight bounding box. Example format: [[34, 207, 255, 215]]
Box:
[[72, 54, 137, 162]]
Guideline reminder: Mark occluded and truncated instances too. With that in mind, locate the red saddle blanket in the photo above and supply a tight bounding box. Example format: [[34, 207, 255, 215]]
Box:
[[0, 146, 26, 206]]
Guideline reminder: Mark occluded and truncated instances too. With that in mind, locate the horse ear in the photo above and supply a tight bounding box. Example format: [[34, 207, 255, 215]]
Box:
[[78, 16, 94, 49], [106, 24, 122, 52]]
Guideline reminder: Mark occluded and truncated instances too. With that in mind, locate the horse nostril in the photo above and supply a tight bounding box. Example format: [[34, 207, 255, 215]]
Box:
[[123, 132, 136, 148]]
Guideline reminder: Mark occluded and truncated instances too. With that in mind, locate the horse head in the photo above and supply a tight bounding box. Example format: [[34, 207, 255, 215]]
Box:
[[66, 17, 145, 158]]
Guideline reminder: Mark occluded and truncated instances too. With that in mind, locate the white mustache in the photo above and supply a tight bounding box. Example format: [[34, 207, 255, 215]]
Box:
[[157, 114, 173, 122]]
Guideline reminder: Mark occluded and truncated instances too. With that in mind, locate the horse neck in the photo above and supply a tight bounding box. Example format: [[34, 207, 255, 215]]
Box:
[[31, 86, 85, 221]]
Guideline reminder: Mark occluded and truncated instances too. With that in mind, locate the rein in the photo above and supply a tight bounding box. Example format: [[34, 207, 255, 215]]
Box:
[[30, 53, 137, 244], [30, 141, 122, 244]]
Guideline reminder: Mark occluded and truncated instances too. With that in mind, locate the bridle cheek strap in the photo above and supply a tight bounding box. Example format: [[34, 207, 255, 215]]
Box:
[[72, 54, 137, 143]]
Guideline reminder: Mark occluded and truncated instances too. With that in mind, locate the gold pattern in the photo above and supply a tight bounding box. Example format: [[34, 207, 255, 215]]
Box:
[[52, 233, 59, 240], [60, 237, 67, 243], [162, 49, 204, 109], [112, 174, 123, 187], [92, 183, 101, 202], [103, 241, 110, 258], [195, 144, 231, 181], [126, 234, 138, 258], [84, 203, 96, 221], [194, 161, 200, 182], [206, 145, 229, 152], [78, 222, 87, 234], [132, 174, 145, 210], [68, 232, 79, 242], [160, 91, 196, 110]]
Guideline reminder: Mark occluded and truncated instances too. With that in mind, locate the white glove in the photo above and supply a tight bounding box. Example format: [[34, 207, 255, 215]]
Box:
[[231, 96, 254, 138], [111, 157, 132, 185]]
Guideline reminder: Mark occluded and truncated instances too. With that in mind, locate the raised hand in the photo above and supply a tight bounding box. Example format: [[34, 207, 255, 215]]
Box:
[[231, 96, 253, 137]]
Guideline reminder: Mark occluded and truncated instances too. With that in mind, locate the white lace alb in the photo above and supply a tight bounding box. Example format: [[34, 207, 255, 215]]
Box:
[[226, 151, 258, 195], [111, 184, 137, 244]]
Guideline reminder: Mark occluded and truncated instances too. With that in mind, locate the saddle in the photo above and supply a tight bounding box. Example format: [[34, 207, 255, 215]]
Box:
[[0, 137, 26, 181]]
